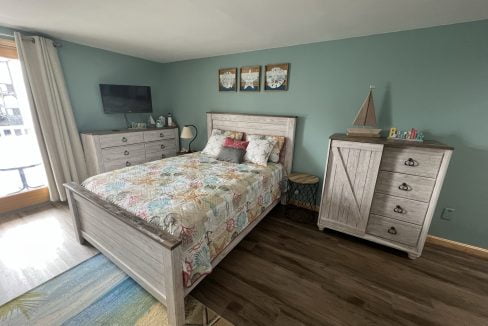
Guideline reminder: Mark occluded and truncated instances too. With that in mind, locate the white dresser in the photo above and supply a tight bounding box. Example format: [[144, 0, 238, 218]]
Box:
[[81, 127, 179, 177], [318, 134, 453, 259]]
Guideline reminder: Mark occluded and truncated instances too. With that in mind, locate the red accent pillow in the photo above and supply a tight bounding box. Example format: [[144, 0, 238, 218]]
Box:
[[224, 137, 249, 150]]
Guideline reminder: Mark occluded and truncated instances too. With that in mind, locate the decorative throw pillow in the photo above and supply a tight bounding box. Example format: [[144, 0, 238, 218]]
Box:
[[223, 137, 249, 150], [246, 134, 285, 163], [244, 138, 277, 166], [211, 129, 244, 140], [216, 147, 246, 164], [201, 134, 226, 157]]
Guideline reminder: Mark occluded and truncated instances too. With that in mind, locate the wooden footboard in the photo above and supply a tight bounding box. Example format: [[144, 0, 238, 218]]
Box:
[[64, 182, 280, 326], [64, 182, 185, 326]]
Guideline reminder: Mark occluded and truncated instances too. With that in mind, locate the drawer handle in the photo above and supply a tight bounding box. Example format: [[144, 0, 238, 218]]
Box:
[[404, 158, 418, 167], [161, 154, 166, 159], [398, 183, 412, 191], [387, 227, 397, 235], [124, 150, 129, 156], [121, 137, 128, 142], [160, 144, 166, 149], [393, 205, 405, 214], [160, 132, 164, 138], [125, 161, 131, 167]]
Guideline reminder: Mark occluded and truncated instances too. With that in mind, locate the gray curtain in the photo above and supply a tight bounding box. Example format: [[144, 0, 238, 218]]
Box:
[[14, 32, 87, 201]]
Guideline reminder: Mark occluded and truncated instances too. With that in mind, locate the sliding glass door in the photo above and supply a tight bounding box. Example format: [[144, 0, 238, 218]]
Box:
[[0, 38, 48, 212]]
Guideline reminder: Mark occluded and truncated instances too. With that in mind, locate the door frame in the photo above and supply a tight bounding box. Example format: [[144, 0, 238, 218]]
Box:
[[0, 187, 49, 214]]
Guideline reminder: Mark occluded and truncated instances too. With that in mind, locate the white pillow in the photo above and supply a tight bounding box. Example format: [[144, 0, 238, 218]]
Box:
[[201, 134, 226, 157], [246, 134, 285, 163], [244, 138, 277, 166]]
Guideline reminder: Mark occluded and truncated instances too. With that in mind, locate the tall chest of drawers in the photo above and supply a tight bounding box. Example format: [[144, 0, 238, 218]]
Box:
[[318, 134, 453, 259], [81, 127, 179, 177]]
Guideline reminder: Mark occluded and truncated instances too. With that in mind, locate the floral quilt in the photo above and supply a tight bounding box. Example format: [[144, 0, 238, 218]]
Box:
[[82, 153, 283, 287]]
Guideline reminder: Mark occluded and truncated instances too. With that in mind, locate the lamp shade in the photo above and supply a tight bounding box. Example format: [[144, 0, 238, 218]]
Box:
[[180, 126, 194, 139]]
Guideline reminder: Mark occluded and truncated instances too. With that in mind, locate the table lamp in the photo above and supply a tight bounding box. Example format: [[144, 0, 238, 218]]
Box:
[[180, 125, 197, 152]]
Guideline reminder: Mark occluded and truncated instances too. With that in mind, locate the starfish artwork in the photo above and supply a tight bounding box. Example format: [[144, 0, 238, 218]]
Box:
[[240, 65, 261, 91]]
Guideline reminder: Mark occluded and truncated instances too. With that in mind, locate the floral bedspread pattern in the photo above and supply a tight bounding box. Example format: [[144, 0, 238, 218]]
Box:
[[82, 153, 283, 287]]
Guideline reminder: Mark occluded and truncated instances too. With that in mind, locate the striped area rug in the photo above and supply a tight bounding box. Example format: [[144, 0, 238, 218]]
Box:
[[0, 254, 230, 325]]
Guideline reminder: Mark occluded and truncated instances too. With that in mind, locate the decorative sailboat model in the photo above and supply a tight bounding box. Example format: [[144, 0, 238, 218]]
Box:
[[347, 86, 382, 137]]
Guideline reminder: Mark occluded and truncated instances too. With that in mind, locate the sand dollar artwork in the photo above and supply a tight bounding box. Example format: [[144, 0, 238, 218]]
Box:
[[265, 63, 289, 91], [220, 72, 235, 88], [266, 67, 286, 88], [218, 68, 237, 91]]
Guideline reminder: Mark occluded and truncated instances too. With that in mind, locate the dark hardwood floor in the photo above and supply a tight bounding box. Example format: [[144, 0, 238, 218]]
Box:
[[192, 205, 488, 326]]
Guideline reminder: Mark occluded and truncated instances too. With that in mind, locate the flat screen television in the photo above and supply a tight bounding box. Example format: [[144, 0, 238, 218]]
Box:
[[100, 84, 152, 113]]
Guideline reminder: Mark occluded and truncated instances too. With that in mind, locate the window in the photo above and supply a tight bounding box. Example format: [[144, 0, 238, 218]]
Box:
[[0, 37, 48, 211]]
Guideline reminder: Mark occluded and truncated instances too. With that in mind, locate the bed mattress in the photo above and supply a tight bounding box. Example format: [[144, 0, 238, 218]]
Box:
[[82, 152, 283, 287]]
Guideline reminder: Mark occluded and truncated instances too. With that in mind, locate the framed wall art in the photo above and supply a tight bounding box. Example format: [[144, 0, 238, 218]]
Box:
[[264, 63, 289, 91], [240, 65, 261, 91], [218, 67, 237, 91]]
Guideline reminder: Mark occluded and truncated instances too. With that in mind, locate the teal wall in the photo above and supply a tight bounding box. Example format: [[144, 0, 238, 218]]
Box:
[[57, 41, 164, 132], [0, 25, 164, 132], [2, 21, 487, 248], [162, 20, 488, 248]]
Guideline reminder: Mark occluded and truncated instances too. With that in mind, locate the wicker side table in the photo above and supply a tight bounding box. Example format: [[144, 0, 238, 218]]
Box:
[[287, 172, 319, 211]]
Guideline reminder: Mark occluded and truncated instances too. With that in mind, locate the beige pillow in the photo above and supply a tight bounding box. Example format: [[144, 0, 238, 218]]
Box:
[[211, 129, 243, 140], [246, 134, 285, 163], [244, 137, 277, 166]]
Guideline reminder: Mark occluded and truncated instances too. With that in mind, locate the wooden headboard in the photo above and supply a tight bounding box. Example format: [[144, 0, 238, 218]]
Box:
[[206, 112, 297, 174]]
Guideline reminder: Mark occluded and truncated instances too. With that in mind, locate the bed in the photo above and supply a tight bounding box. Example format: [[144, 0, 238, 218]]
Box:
[[64, 112, 296, 326]]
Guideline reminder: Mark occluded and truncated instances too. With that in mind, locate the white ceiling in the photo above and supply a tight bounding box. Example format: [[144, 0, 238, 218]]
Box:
[[1, 0, 487, 63]]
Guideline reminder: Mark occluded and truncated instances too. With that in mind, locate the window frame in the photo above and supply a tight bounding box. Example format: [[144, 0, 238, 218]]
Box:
[[0, 38, 17, 59]]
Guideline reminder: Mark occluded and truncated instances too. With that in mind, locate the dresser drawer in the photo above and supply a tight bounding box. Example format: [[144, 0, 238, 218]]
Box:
[[99, 132, 144, 148], [380, 147, 443, 178], [145, 140, 176, 154], [146, 149, 176, 162], [376, 171, 435, 202], [101, 144, 145, 162], [366, 214, 421, 247], [144, 129, 175, 142], [103, 157, 146, 171], [371, 193, 428, 225]]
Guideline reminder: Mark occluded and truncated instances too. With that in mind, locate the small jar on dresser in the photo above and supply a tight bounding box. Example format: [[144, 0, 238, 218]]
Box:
[[317, 134, 453, 259], [81, 127, 179, 177]]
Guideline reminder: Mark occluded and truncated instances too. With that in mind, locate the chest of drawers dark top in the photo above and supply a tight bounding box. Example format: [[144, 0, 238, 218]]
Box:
[[318, 134, 453, 259]]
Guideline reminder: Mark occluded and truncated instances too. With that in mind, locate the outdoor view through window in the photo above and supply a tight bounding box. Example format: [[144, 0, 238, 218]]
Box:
[[0, 55, 46, 196]]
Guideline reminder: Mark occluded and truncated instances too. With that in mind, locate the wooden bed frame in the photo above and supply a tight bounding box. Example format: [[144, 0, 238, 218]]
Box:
[[64, 112, 296, 326]]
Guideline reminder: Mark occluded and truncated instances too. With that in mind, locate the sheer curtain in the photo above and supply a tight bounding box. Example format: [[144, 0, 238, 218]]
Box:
[[14, 32, 87, 201]]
